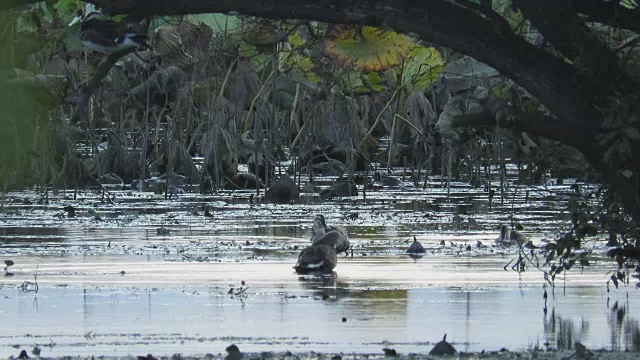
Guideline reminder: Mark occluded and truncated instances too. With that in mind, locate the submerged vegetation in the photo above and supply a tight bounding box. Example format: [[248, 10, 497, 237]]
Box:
[[0, 0, 639, 287]]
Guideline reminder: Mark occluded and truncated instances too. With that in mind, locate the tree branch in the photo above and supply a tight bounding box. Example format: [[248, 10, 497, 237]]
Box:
[[71, 48, 135, 123], [514, 0, 637, 98], [571, 0, 640, 33], [450, 110, 592, 150], [85, 0, 601, 133]]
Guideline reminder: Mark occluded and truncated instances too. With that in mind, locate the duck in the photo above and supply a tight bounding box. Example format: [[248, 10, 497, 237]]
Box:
[[293, 244, 337, 274], [69, 6, 149, 53], [406, 236, 426, 254], [310, 215, 350, 254], [373, 172, 402, 187], [496, 224, 526, 246], [310, 214, 347, 241]]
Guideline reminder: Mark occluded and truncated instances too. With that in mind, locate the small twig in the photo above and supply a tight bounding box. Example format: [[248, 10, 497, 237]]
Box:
[[219, 58, 239, 98], [394, 114, 425, 137], [362, 87, 400, 150], [243, 70, 276, 130]]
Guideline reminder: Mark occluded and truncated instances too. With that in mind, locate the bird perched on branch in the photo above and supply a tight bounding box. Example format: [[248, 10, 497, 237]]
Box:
[[69, 5, 149, 54]]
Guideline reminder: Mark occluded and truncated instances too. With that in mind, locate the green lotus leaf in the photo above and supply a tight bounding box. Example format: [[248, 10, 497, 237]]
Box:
[[288, 32, 306, 48], [401, 46, 444, 91], [323, 25, 415, 72]]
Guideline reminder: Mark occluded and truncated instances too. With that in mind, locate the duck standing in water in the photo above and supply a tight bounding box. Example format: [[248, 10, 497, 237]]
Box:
[[310, 214, 350, 254], [294, 214, 348, 274], [496, 225, 526, 246], [293, 244, 337, 274]]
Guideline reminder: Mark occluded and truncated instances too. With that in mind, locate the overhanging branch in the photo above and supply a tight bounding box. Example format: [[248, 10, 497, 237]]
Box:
[[514, 0, 636, 97], [571, 0, 640, 33], [71, 48, 135, 123], [450, 110, 590, 150], [85, 0, 600, 133]]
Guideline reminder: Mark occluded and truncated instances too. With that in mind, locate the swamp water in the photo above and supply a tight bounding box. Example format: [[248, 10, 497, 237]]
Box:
[[0, 176, 639, 357]]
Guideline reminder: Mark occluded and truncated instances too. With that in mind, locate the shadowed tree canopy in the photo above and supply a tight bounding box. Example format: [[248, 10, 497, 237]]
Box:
[[4, 0, 640, 265], [70, 0, 640, 216]]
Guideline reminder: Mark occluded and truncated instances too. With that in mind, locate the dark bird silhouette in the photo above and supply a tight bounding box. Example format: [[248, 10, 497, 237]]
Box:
[[429, 334, 457, 356], [294, 244, 338, 274], [406, 236, 426, 254]]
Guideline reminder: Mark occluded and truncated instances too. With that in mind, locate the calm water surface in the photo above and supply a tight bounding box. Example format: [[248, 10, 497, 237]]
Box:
[[1, 177, 638, 357]]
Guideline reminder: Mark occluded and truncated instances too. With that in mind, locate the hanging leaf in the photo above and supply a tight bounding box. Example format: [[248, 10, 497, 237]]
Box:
[[323, 25, 414, 72], [278, 42, 322, 84], [238, 42, 270, 71], [401, 46, 444, 91]]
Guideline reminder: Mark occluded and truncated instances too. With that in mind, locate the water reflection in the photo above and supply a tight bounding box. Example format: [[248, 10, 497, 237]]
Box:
[[543, 307, 587, 350], [1, 283, 639, 357], [0, 179, 630, 357], [608, 299, 640, 351], [0, 227, 65, 242], [297, 272, 350, 301]]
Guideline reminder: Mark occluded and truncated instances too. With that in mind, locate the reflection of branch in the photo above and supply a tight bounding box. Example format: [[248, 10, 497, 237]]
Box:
[[21, 264, 39, 293], [71, 49, 135, 124]]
